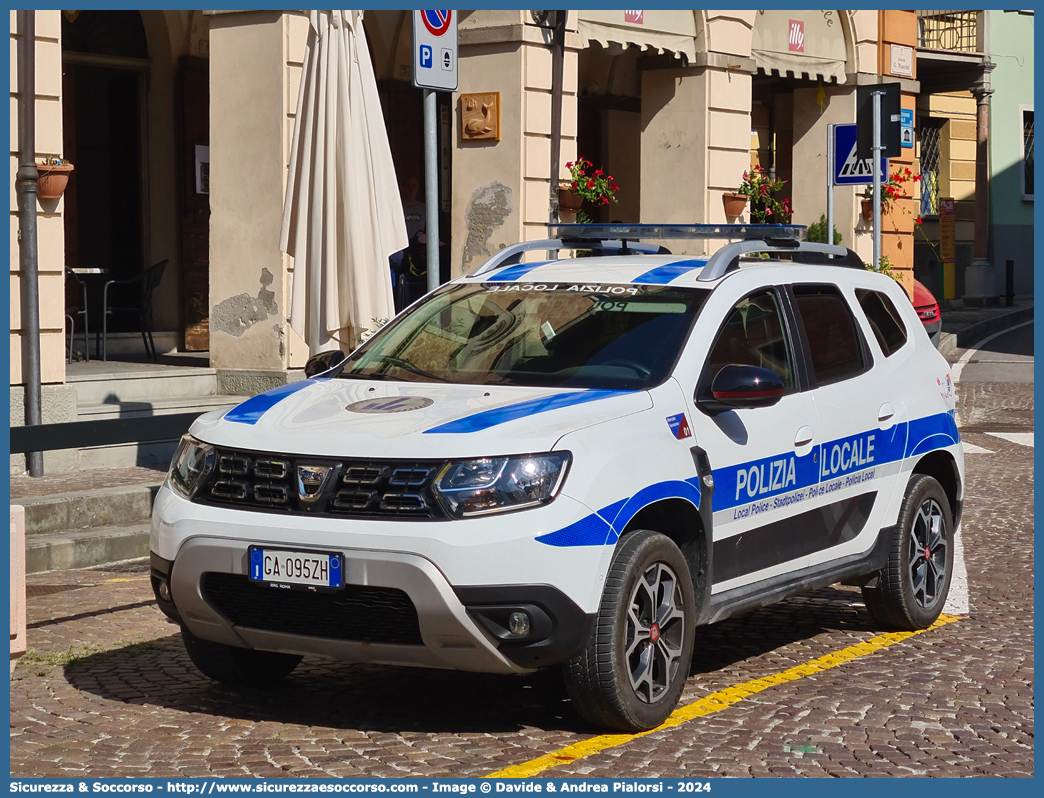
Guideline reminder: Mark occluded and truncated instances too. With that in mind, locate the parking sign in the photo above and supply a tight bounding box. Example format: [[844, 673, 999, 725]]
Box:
[[833, 124, 888, 186], [413, 10, 457, 91]]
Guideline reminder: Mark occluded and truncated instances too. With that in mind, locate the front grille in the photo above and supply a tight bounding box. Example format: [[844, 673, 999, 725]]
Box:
[[201, 572, 423, 646], [194, 446, 446, 520]]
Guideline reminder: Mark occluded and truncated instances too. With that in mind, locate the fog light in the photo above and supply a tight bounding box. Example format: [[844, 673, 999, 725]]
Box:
[[158, 578, 171, 602], [508, 611, 531, 637]]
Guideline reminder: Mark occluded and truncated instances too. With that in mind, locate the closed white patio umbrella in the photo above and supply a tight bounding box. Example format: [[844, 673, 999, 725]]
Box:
[[281, 10, 407, 356]]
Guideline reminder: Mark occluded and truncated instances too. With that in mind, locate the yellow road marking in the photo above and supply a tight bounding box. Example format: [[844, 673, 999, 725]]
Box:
[[103, 577, 151, 583], [486, 614, 961, 778]]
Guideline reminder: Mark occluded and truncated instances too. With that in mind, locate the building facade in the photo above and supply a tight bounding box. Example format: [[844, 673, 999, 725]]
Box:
[[11, 9, 1028, 474]]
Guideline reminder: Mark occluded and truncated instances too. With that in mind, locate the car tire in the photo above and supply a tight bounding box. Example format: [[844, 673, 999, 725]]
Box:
[[563, 529, 696, 731], [862, 474, 954, 630], [181, 626, 302, 687]]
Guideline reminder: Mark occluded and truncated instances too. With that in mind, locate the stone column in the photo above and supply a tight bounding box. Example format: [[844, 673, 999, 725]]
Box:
[[963, 82, 996, 304], [207, 11, 306, 392], [640, 56, 754, 256]]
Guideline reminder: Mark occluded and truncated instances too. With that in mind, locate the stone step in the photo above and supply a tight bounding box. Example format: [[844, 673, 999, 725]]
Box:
[[26, 522, 152, 574], [67, 364, 219, 405], [77, 439, 181, 471], [14, 482, 162, 536], [77, 394, 240, 420]]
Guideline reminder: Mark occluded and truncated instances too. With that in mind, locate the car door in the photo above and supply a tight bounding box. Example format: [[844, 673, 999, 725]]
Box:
[[676, 269, 820, 598], [787, 279, 907, 569]]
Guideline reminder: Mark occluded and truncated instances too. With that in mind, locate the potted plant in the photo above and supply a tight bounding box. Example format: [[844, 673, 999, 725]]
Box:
[[735, 164, 792, 223], [722, 190, 748, 217], [36, 156, 74, 200], [862, 166, 921, 223], [561, 157, 619, 222]]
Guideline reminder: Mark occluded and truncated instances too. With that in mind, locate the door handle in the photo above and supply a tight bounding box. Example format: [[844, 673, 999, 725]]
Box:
[[794, 426, 814, 448], [878, 403, 895, 423]]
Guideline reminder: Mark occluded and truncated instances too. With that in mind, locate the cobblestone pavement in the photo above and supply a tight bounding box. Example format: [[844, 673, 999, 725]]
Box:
[[10, 384, 1033, 778]]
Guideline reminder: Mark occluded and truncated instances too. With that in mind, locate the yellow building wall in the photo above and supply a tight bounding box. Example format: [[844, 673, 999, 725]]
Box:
[[9, 10, 66, 386]]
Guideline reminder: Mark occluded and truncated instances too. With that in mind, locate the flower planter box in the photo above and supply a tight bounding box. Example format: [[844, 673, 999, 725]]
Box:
[[558, 186, 584, 211], [722, 192, 748, 218], [37, 163, 74, 200]]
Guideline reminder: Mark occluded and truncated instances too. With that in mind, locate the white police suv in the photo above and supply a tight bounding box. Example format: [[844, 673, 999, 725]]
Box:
[[152, 224, 962, 732]]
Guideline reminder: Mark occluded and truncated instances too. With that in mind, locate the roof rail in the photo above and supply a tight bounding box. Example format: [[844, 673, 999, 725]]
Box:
[[697, 241, 861, 282], [547, 223, 805, 241], [467, 238, 664, 277]]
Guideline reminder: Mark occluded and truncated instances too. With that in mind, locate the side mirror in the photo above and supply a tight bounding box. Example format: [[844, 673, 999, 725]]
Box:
[[304, 350, 347, 379], [700, 365, 785, 413]]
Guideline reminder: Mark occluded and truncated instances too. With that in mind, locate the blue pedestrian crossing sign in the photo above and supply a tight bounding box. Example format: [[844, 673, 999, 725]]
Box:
[[833, 123, 888, 186], [412, 10, 457, 92]]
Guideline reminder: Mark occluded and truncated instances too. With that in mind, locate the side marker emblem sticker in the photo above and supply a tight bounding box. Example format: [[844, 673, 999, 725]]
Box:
[[666, 413, 692, 440]]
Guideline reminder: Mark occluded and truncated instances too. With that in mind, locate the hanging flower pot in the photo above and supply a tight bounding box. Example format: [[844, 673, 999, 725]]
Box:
[[861, 197, 874, 223], [37, 161, 74, 200], [558, 186, 584, 211], [722, 192, 749, 218]]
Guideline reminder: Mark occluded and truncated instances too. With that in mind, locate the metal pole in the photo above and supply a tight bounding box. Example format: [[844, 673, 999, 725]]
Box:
[[548, 11, 566, 224], [826, 124, 834, 250], [872, 90, 882, 273], [423, 88, 440, 294], [17, 10, 43, 477]]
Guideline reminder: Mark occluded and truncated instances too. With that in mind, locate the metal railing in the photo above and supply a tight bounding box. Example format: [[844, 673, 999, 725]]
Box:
[[917, 10, 983, 55]]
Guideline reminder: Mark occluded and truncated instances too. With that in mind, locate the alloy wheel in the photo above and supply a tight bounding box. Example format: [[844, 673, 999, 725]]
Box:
[[625, 562, 686, 703], [909, 497, 947, 609]]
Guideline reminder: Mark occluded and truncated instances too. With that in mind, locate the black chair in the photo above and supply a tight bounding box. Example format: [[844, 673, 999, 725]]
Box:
[[98, 259, 169, 362], [64, 267, 90, 363]]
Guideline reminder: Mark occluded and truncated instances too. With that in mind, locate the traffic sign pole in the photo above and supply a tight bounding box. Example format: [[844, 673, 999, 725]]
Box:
[[826, 124, 834, 251], [872, 91, 883, 273], [412, 11, 457, 293], [424, 88, 439, 294]]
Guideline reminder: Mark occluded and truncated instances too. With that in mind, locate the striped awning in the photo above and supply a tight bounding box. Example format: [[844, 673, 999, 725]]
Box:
[[577, 9, 698, 62], [752, 10, 849, 83]]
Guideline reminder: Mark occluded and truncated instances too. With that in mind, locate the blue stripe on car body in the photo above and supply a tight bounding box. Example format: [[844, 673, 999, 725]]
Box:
[[485, 261, 553, 282], [225, 380, 317, 425], [632, 259, 707, 285], [712, 411, 958, 512], [423, 389, 633, 434], [536, 478, 701, 547], [538, 411, 958, 547]]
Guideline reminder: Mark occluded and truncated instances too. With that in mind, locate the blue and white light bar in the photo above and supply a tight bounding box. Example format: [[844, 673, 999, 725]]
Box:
[[547, 223, 806, 241]]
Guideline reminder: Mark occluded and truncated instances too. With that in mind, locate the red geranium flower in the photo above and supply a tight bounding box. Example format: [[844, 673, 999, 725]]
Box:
[[595, 169, 604, 177], [586, 180, 595, 188]]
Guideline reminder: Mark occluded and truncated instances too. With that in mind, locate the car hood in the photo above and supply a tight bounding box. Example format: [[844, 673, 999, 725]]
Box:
[[191, 378, 653, 459]]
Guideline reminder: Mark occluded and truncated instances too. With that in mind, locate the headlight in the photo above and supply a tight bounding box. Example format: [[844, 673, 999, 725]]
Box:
[[434, 453, 570, 517], [168, 435, 215, 499]]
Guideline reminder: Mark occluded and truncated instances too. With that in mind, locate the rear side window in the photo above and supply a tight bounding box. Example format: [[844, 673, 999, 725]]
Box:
[[856, 288, 908, 356], [792, 284, 866, 386]]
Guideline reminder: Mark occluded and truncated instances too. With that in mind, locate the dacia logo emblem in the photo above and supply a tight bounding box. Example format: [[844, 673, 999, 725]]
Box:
[[297, 465, 332, 503]]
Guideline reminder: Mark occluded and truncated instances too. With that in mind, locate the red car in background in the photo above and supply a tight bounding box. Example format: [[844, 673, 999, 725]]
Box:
[[913, 278, 942, 347]]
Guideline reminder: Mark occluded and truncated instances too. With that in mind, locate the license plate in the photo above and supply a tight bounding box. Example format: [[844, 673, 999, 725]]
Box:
[[248, 547, 342, 589]]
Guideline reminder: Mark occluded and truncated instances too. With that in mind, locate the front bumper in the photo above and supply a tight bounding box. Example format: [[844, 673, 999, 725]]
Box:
[[151, 486, 602, 674]]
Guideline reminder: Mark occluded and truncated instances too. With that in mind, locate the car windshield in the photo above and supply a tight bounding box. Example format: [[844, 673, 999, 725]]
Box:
[[340, 282, 710, 389]]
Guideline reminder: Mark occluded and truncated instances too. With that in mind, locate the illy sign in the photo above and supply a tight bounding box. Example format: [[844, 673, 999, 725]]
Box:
[[788, 19, 805, 53], [625, 10, 644, 24]]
